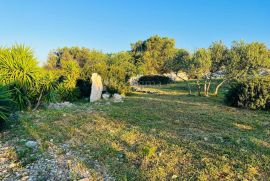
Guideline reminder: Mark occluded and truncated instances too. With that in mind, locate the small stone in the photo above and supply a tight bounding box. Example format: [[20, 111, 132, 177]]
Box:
[[25, 141, 38, 148], [203, 137, 208, 141], [172, 175, 178, 179], [102, 93, 110, 100], [112, 93, 123, 103]]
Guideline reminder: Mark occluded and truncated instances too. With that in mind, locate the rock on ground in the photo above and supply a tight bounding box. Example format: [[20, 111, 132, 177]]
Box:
[[25, 141, 38, 148], [102, 93, 110, 100], [112, 94, 123, 103]]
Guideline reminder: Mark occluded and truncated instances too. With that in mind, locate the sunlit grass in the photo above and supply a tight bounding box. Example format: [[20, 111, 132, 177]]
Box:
[[1, 81, 270, 180]]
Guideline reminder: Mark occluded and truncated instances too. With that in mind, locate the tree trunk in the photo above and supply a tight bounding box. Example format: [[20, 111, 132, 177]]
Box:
[[214, 79, 226, 96], [186, 81, 192, 95], [204, 80, 208, 97], [206, 76, 212, 96], [207, 81, 211, 96], [33, 87, 44, 111], [196, 79, 201, 96]]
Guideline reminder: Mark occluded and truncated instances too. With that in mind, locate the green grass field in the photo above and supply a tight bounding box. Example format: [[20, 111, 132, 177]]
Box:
[[1, 81, 270, 180]]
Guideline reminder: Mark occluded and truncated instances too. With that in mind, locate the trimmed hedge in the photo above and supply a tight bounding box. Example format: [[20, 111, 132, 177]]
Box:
[[138, 75, 172, 85], [225, 77, 270, 110]]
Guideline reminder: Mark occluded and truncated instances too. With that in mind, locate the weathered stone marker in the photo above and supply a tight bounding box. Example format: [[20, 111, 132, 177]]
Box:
[[90, 73, 103, 102]]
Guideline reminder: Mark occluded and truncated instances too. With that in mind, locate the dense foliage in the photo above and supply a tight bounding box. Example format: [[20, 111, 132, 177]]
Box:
[[106, 52, 136, 94], [0, 85, 13, 122], [47, 48, 136, 95], [0, 45, 60, 112], [131, 35, 176, 74], [138, 75, 172, 85], [0, 36, 270, 114], [225, 77, 270, 110], [0, 45, 42, 110]]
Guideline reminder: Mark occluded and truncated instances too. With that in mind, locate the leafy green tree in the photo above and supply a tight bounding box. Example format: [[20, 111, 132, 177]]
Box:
[[131, 35, 176, 74], [190, 48, 211, 96], [45, 47, 92, 69], [163, 49, 193, 94], [81, 50, 109, 80], [217, 41, 270, 95], [208, 41, 229, 95], [106, 52, 136, 94]]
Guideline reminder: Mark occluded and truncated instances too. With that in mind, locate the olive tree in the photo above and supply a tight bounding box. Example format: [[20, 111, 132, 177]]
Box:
[[208, 41, 229, 95], [163, 49, 193, 94], [131, 35, 176, 74], [217, 41, 270, 96], [190, 48, 212, 96], [81, 50, 109, 80]]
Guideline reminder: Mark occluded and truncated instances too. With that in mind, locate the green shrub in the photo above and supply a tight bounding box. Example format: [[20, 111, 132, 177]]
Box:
[[105, 52, 136, 94], [57, 86, 80, 101], [55, 60, 80, 101], [0, 85, 13, 122], [225, 77, 270, 110], [138, 75, 172, 85], [48, 49, 136, 96]]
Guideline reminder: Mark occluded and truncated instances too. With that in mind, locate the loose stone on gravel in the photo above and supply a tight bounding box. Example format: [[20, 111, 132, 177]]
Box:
[[25, 141, 38, 148]]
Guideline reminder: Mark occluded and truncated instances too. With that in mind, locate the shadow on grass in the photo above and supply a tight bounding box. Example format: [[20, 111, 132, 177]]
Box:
[[2, 80, 270, 180], [3, 109, 147, 180]]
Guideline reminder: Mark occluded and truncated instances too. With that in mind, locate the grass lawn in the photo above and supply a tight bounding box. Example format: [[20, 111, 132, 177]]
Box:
[[1, 81, 270, 180]]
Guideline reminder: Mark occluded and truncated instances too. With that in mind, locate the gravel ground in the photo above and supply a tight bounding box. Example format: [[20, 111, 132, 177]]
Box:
[[0, 136, 114, 181]]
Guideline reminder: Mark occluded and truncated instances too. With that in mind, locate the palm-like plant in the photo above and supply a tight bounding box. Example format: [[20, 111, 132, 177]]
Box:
[[0, 45, 40, 110], [0, 45, 39, 87]]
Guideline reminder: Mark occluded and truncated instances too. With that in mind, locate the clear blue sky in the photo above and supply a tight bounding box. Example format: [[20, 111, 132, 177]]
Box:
[[1, 0, 269, 63]]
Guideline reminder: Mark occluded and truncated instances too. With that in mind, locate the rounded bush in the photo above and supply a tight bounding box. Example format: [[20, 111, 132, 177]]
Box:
[[225, 77, 270, 110]]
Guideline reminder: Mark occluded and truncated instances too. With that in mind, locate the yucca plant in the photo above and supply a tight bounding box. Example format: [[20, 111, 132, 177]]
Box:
[[0, 45, 40, 110], [0, 85, 13, 122], [0, 45, 39, 86]]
